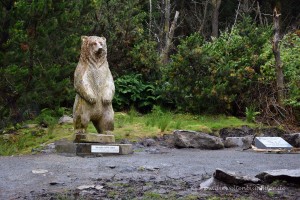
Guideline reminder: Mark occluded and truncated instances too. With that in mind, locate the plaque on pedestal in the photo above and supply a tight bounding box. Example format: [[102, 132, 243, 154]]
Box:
[[76, 143, 133, 156]]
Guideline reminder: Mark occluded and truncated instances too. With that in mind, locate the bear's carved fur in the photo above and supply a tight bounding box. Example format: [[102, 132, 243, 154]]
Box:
[[73, 36, 115, 134]]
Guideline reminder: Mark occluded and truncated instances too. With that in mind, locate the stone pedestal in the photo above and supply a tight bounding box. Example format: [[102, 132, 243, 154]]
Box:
[[73, 133, 115, 143], [55, 133, 133, 157]]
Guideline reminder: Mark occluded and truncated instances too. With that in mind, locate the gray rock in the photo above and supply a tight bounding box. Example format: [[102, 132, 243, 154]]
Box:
[[77, 185, 95, 190], [58, 115, 73, 125], [259, 127, 287, 137], [106, 164, 116, 169], [282, 133, 300, 148], [219, 126, 254, 140], [224, 136, 254, 149], [255, 169, 300, 184], [32, 169, 48, 174], [174, 130, 224, 149], [142, 138, 156, 147], [213, 168, 261, 185], [49, 181, 65, 186]]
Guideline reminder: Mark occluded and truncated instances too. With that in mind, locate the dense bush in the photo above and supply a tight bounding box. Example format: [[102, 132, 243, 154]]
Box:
[[260, 32, 300, 120], [163, 17, 272, 114]]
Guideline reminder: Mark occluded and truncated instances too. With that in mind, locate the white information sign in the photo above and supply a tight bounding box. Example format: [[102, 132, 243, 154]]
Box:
[[91, 145, 120, 153], [255, 137, 293, 149]]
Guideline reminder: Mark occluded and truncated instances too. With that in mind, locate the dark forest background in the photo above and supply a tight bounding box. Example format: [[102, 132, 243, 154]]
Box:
[[0, 0, 299, 128]]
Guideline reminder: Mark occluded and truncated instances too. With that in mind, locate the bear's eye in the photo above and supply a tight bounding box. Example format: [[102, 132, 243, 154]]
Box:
[[90, 42, 97, 46]]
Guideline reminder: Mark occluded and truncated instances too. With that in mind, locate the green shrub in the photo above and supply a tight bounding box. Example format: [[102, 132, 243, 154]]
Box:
[[113, 74, 159, 112], [163, 17, 272, 114], [245, 106, 260, 122]]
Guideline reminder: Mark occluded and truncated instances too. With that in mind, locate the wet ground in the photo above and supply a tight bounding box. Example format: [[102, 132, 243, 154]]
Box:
[[0, 147, 299, 199]]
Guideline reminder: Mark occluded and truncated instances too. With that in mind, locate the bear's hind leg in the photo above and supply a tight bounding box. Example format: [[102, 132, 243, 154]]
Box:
[[73, 114, 90, 134], [99, 105, 114, 134]]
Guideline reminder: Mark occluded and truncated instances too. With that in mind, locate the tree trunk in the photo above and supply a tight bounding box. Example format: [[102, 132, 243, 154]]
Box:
[[198, 0, 209, 34], [159, 0, 179, 65], [272, 7, 284, 105], [256, 1, 263, 25], [160, 10, 179, 65], [211, 0, 221, 38]]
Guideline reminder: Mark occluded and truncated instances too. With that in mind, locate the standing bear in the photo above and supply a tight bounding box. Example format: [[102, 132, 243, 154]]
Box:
[[73, 36, 115, 135]]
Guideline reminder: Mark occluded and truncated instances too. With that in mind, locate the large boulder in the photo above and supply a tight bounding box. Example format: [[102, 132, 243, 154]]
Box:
[[173, 130, 224, 149], [282, 133, 300, 148], [256, 169, 300, 184], [219, 126, 255, 140], [224, 136, 254, 149], [258, 127, 287, 137]]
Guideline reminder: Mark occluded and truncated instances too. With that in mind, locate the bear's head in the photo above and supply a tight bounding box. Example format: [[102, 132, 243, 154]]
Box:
[[80, 36, 107, 64]]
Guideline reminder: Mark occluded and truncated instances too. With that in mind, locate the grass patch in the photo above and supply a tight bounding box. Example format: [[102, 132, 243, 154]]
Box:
[[0, 108, 257, 156]]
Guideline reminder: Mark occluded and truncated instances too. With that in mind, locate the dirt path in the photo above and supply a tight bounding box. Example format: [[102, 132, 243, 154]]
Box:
[[0, 147, 299, 199]]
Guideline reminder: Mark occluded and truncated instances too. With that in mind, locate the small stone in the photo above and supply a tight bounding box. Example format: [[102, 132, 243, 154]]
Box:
[[77, 185, 95, 190], [32, 169, 48, 174], [106, 165, 116, 169], [95, 185, 104, 190], [144, 166, 160, 171], [58, 115, 73, 125], [49, 181, 64, 186]]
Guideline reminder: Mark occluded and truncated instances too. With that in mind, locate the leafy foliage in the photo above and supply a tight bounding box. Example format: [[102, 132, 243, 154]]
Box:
[[164, 17, 273, 114], [0, 1, 299, 128], [245, 106, 260, 123], [113, 74, 159, 112]]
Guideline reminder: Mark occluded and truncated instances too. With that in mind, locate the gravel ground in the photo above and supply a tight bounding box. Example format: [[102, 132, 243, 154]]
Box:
[[0, 147, 299, 199]]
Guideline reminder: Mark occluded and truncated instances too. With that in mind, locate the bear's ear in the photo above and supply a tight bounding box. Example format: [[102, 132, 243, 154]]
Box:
[[81, 36, 88, 42]]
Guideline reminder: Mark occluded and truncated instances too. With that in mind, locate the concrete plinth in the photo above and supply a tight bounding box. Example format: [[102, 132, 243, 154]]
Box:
[[73, 133, 115, 144], [76, 143, 133, 157], [55, 140, 133, 157]]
